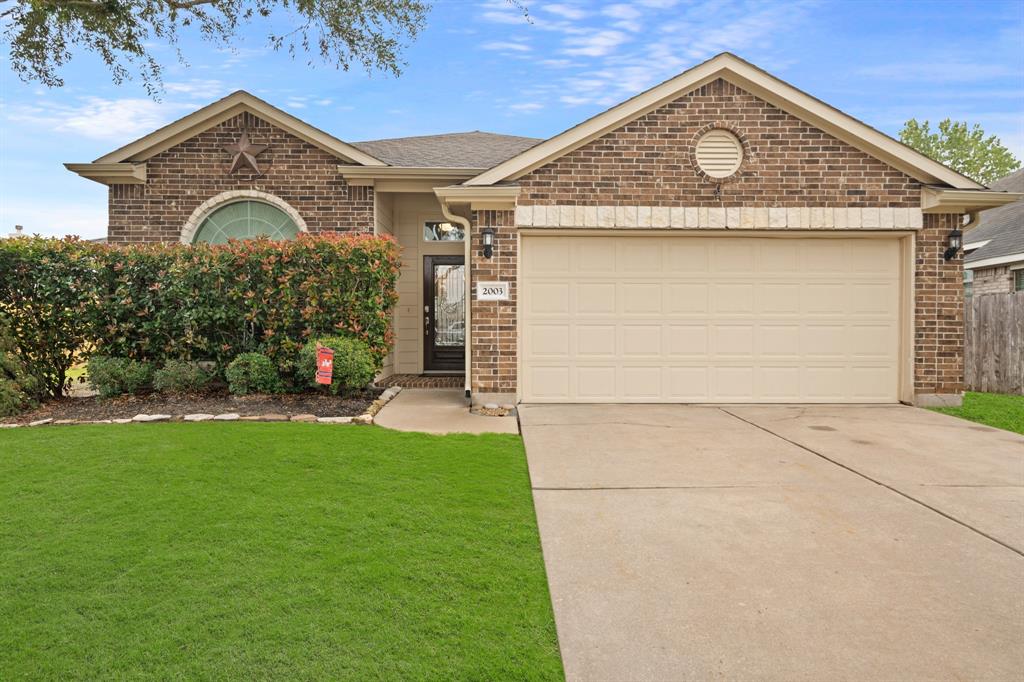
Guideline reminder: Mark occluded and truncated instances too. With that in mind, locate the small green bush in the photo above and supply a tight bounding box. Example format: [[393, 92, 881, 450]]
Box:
[[298, 336, 376, 396], [0, 316, 39, 416], [87, 356, 154, 398], [226, 353, 281, 395], [153, 360, 212, 394]]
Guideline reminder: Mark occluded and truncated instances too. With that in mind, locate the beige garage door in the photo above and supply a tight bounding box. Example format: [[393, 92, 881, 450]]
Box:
[[521, 235, 903, 403]]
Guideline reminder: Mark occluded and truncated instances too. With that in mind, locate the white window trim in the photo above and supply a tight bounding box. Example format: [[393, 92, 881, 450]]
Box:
[[181, 190, 308, 244]]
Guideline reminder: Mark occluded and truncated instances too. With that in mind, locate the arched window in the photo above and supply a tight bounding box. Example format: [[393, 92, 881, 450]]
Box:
[[191, 200, 300, 244]]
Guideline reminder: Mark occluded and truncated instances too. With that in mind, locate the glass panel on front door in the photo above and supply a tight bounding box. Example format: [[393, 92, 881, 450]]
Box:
[[434, 264, 465, 346], [424, 256, 465, 372]]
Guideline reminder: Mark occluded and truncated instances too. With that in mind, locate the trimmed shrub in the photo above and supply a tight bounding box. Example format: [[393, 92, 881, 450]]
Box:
[[87, 356, 154, 398], [153, 360, 213, 394], [0, 237, 101, 397], [0, 233, 400, 397], [226, 353, 281, 395], [0, 316, 39, 416], [298, 335, 376, 396], [88, 233, 400, 372]]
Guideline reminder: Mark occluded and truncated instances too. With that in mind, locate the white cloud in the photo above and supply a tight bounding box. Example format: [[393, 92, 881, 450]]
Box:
[[543, 3, 588, 20], [163, 79, 229, 100], [7, 97, 187, 141], [539, 58, 577, 68], [603, 4, 642, 20], [509, 102, 544, 112], [563, 30, 630, 57], [481, 41, 532, 52]]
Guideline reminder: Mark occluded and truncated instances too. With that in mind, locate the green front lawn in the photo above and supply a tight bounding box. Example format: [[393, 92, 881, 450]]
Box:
[[931, 391, 1024, 435], [0, 425, 563, 680]]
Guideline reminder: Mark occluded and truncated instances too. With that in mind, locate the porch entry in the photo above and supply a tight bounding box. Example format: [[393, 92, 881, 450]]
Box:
[[423, 255, 466, 372]]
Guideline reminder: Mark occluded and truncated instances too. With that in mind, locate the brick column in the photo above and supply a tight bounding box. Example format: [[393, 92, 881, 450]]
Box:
[[914, 213, 965, 406], [469, 209, 517, 404]]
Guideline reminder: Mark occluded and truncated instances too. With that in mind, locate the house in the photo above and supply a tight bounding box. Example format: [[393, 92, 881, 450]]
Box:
[[65, 53, 1020, 409], [964, 169, 1023, 295]]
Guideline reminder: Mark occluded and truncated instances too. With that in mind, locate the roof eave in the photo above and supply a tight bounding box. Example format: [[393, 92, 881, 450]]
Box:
[[434, 184, 519, 211], [64, 162, 147, 185], [922, 187, 1024, 214]]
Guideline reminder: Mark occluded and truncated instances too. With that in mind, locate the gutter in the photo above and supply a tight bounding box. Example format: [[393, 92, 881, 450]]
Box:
[[436, 198, 474, 400]]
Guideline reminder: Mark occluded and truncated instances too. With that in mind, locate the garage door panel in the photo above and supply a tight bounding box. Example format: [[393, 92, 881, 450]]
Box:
[[528, 282, 570, 314], [759, 240, 800, 271], [667, 325, 709, 356], [760, 283, 801, 314], [712, 241, 757, 272], [758, 366, 801, 400], [759, 325, 801, 358], [577, 366, 616, 399], [623, 325, 662, 356], [576, 240, 616, 273], [619, 241, 663, 273], [713, 283, 755, 314], [621, 282, 662, 315], [666, 367, 710, 400], [666, 283, 709, 313], [528, 324, 570, 357], [521, 235, 902, 403], [712, 325, 755, 357], [802, 240, 850, 273], [666, 242, 710, 272], [577, 282, 616, 314], [576, 325, 616, 356], [804, 283, 848, 315], [623, 367, 663, 399]]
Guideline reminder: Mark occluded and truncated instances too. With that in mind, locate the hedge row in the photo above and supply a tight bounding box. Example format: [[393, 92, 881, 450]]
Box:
[[0, 233, 400, 398]]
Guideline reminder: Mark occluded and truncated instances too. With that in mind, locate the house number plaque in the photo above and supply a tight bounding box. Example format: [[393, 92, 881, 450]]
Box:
[[476, 281, 510, 301]]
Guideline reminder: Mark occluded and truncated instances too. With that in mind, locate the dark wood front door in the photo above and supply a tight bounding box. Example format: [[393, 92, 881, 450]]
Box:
[[423, 255, 466, 372]]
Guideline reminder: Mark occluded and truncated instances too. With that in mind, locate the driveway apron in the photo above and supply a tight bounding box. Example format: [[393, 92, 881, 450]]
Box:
[[520, 404, 1024, 682]]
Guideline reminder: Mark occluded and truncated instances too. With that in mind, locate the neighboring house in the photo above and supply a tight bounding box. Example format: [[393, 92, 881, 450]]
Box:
[[65, 53, 1019, 408], [964, 169, 1023, 296]]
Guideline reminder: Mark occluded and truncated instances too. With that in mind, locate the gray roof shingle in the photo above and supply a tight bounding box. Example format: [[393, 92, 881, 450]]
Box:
[[351, 131, 541, 169], [965, 169, 1024, 266]]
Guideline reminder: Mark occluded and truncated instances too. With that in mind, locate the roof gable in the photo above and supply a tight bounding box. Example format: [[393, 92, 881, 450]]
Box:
[[94, 90, 385, 166], [465, 53, 984, 189]]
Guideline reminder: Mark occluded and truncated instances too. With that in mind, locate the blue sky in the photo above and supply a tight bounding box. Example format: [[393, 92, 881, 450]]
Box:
[[1, 0, 1022, 239]]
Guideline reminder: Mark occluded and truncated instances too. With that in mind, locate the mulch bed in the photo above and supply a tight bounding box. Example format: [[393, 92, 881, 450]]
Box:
[[5, 389, 383, 425]]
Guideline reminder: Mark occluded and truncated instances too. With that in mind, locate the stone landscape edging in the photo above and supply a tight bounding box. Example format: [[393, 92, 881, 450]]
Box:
[[0, 386, 403, 429]]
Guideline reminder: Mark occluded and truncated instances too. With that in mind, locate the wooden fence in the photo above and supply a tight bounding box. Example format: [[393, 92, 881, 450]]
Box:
[[964, 291, 1024, 395]]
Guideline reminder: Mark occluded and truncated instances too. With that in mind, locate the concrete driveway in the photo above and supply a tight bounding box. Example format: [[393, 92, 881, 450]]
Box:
[[519, 404, 1024, 681]]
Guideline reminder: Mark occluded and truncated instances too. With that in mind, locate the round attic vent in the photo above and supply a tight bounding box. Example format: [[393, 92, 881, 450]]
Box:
[[695, 129, 743, 178]]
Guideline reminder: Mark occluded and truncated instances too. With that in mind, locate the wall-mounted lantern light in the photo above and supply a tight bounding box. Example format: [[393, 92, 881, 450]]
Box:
[[481, 227, 495, 259], [943, 228, 963, 261]]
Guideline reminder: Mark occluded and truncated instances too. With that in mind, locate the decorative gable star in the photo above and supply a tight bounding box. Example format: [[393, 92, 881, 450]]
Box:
[[224, 130, 268, 174]]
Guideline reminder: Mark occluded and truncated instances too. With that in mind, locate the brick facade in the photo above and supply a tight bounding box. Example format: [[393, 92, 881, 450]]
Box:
[[915, 214, 965, 397], [470, 209, 517, 395], [971, 265, 1016, 295], [468, 78, 963, 402], [518, 79, 920, 209], [107, 111, 373, 243]]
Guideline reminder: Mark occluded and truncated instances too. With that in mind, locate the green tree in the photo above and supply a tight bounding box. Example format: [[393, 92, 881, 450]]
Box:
[[900, 118, 1021, 186], [1, 0, 434, 95]]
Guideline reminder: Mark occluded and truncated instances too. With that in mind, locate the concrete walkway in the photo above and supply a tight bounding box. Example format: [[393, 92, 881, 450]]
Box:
[[374, 388, 519, 435], [520, 404, 1024, 681]]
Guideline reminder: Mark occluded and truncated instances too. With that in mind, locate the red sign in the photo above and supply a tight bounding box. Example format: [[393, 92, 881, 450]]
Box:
[[316, 346, 334, 385]]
